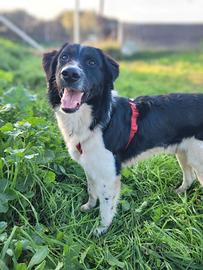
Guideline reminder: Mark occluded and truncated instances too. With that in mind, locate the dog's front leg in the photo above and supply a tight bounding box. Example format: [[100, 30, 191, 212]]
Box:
[[94, 176, 121, 236], [80, 173, 98, 212]]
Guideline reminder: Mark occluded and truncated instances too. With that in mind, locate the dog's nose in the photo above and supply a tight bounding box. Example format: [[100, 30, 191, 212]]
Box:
[[61, 67, 81, 83]]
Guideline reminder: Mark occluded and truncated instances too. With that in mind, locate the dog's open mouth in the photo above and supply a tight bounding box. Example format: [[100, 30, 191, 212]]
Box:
[[61, 88, 84, 113]]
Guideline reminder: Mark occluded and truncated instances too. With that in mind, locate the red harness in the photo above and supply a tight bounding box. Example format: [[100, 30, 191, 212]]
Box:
[[125, 101, 139, 149], [76, 101, 139, 154], [76, 142, 83, 154]]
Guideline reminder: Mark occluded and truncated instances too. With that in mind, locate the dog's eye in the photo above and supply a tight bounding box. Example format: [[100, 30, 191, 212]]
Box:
[[61, 54, 69, 61], [87, 59, 96, 66]]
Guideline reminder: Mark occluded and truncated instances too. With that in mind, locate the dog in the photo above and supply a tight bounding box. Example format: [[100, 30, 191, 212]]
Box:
[[42, 43, 203, 235]]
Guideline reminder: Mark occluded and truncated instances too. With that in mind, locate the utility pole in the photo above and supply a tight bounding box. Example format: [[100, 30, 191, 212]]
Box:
[[98, 0, 104, 40], [118, 20, 123, 48], [99, 0, 104, 16], [74, 0, 80, 43]]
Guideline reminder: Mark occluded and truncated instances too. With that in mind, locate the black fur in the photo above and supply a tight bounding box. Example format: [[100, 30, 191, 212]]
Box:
[[43, 44, 203, 176], [42, 44, 68, 107], [103, 94, 203, 171]]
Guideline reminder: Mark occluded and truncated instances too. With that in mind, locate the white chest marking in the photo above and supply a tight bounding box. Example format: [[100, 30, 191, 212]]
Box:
[[55, 104, 92, 155], [54, 104, 116, 184]]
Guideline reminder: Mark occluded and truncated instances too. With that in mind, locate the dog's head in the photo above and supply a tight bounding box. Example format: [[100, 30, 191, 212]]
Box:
[[42, 43, 119, 113]]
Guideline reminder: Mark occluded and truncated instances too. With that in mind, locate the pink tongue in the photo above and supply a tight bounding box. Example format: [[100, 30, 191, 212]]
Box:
[[61, 88, 84, 109]]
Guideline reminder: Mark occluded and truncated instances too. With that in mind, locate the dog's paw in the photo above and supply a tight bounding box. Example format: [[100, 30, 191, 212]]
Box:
[[93, 226, 108, 236], [80, 203, 92, 212], [175, 185, 187, 194]]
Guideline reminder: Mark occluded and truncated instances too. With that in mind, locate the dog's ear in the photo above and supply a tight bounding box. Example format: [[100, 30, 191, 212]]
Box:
[[104, 53, 119, 82], [42, 43, 69, 81], [42, 50, 58, 81]]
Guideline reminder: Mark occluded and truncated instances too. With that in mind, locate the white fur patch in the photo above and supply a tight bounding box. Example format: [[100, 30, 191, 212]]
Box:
[[54, 104, 116, 186], [111, 90, 118, 96], [61, 61, 81, 72], [123, 145, 178, 167], [55, 104, 93, 160], [179, 137, 203, 171]]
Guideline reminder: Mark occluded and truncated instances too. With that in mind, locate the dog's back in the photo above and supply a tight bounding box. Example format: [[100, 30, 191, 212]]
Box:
[[135, 93, 203, 142]]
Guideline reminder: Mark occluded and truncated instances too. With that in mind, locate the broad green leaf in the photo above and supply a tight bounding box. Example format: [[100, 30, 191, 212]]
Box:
[[152, 207, 162, 222], [15, 240, 23, 259], [0, 203, 8, 213], [3, 87, 36, 111], [16, 263, 28, 270], [42, 149, 55, 163], [0, 70, 13, 82], [0, 159, 3, 172], [21, 240, 31, 250], [45, 171, 56, 184], [28, 246, 49, 269], [26, 117, 46, 126], [0, 221, 7, 231], [56, 231, 64, 241], [0, 191, 16, 202], [0, 179, 8, 192], [0, 123, 13, 132], [15, 117, 45, 127], [6, 248, 13, 256], [4, 147, 25, 157], [6, 130, 24, 138], [0, 233, 7, 242]]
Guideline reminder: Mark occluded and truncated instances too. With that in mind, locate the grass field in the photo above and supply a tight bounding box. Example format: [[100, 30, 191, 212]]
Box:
[[0, 38, 203, 270]]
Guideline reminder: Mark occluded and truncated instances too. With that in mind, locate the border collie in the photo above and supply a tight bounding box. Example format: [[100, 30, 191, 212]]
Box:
[[42, 43, 203, 235]]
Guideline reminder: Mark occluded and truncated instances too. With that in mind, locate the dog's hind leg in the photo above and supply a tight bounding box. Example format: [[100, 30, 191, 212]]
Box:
[[80, 174, 98, 212], [195, 171, 203, 186], [175, 151, 195, 193], [186, 138, 203, 187]]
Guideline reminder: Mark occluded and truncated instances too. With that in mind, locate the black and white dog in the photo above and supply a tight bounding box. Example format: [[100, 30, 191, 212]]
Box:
[[43, 43, 203, 235]]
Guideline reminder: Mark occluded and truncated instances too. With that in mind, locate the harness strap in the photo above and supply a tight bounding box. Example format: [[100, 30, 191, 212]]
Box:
[[125, 101, 139, 149], [76, 143, 82, 154], [75, 101, 139, 154]]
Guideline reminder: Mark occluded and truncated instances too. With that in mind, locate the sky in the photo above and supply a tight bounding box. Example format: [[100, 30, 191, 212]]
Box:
[[0, 0, 203, 23]]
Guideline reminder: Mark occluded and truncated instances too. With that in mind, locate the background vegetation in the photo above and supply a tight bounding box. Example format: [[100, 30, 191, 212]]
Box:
[[0, 39, 203, 269]]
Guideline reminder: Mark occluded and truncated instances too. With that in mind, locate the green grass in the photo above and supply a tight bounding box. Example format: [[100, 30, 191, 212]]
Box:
[[0, 39, 203, 269]]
